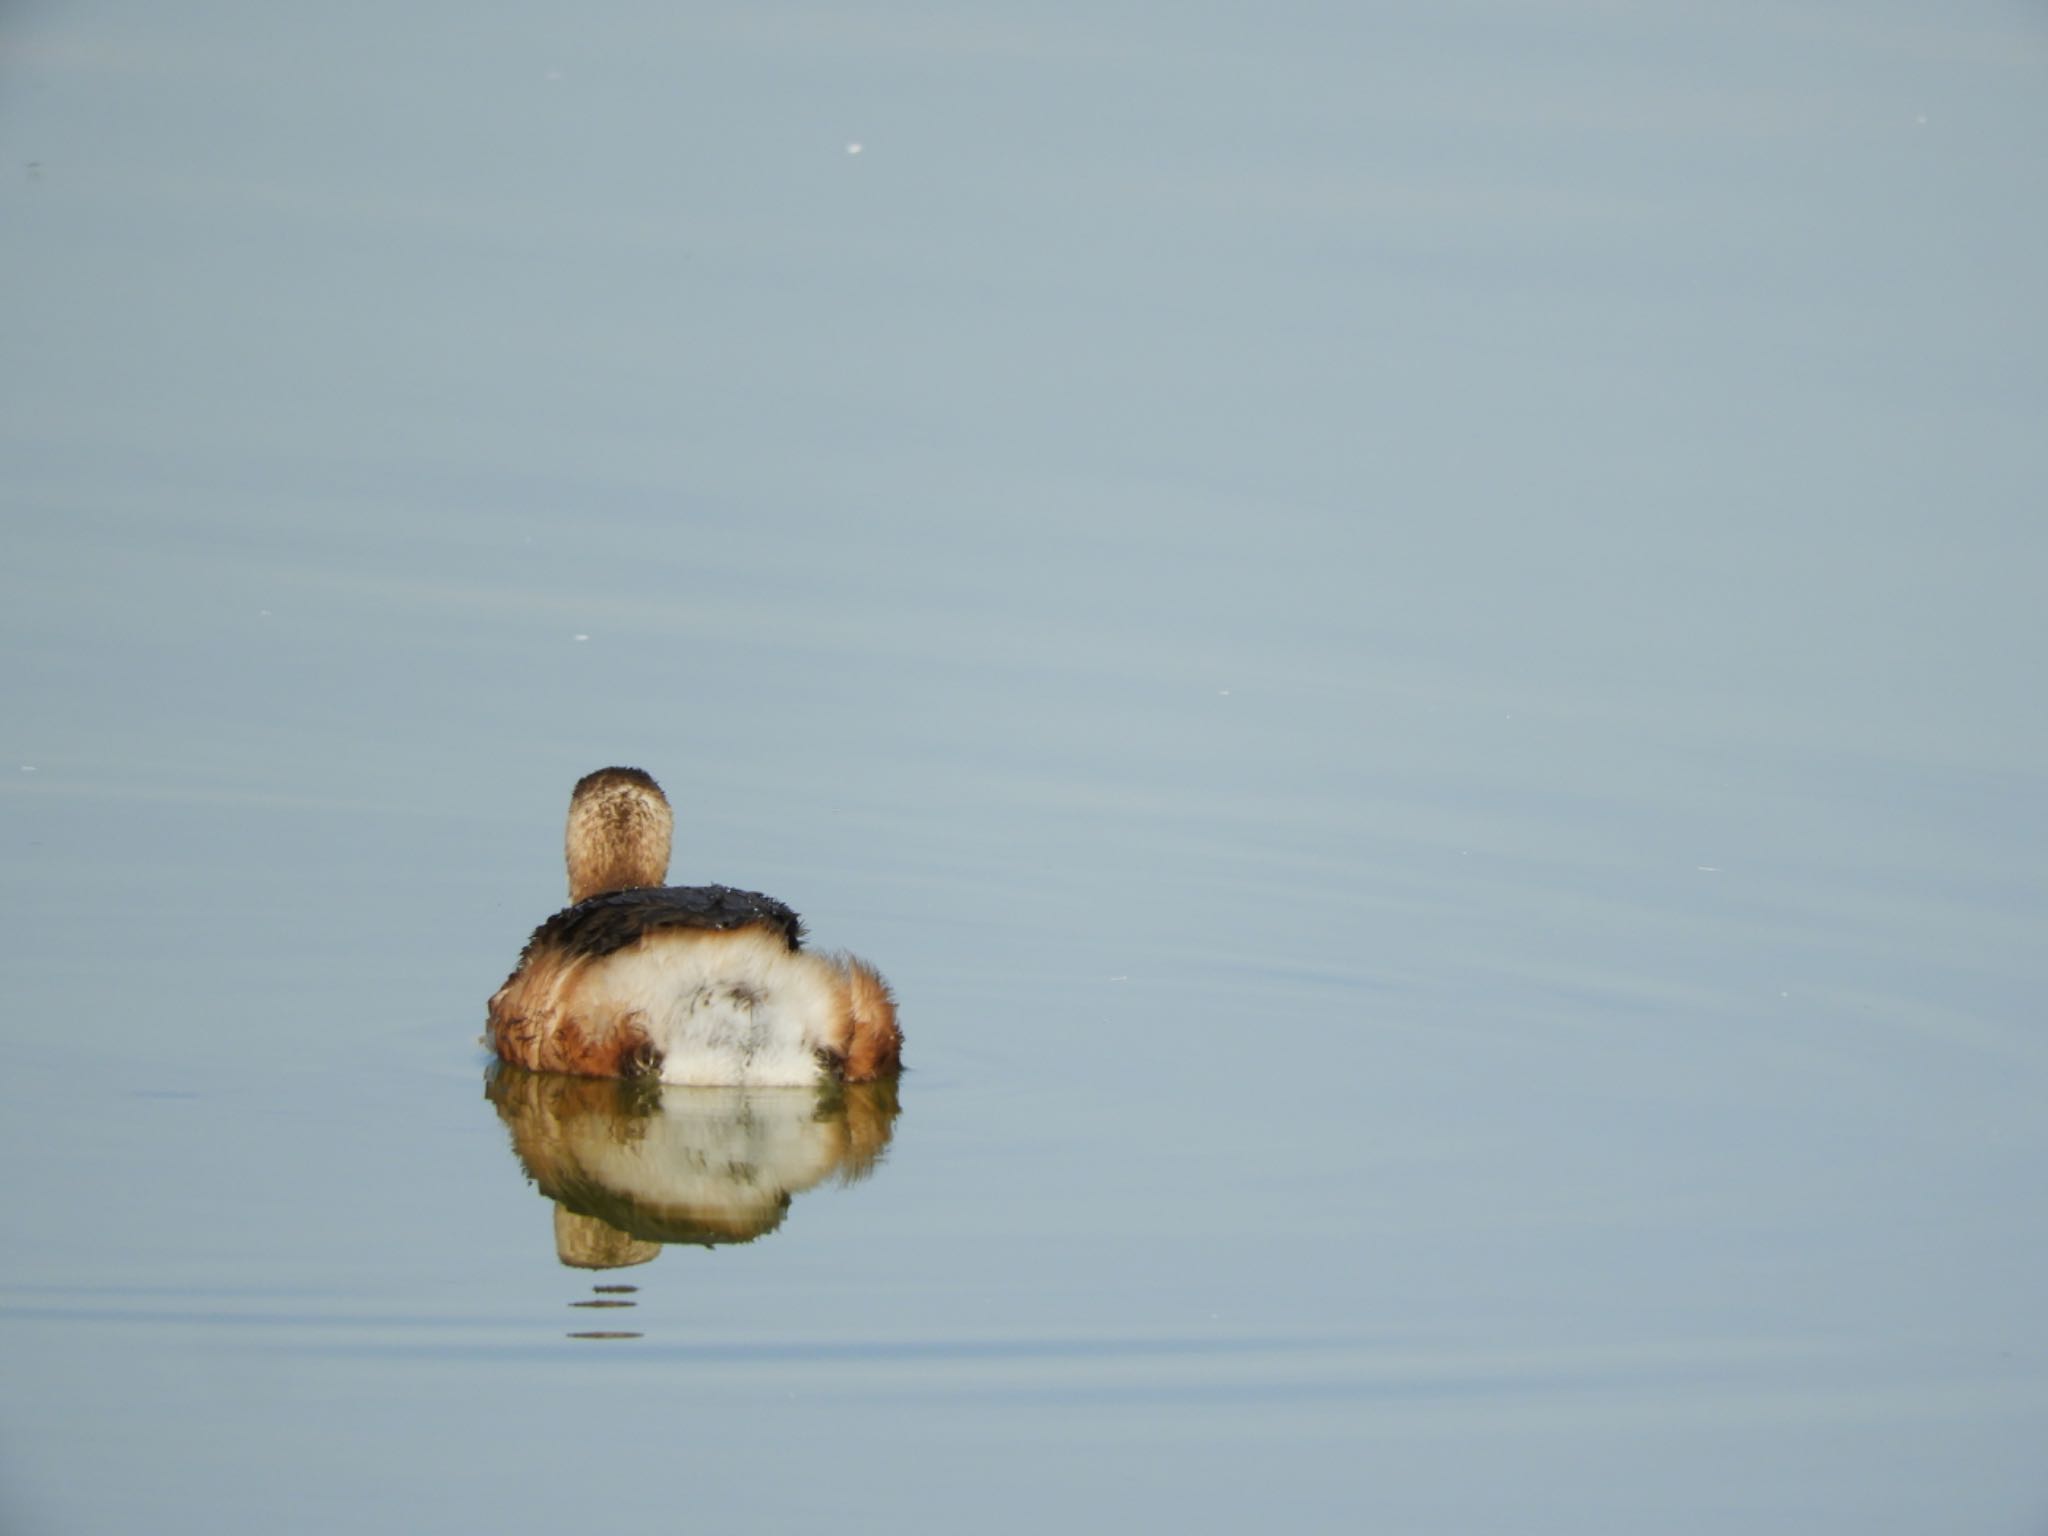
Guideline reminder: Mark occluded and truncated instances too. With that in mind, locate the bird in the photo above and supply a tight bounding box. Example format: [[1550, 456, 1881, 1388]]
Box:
[[487, 767, 901, 1086]]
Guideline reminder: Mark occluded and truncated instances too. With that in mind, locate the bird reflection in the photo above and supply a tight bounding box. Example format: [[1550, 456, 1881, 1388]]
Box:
[[485, 1063, 900, 1272]]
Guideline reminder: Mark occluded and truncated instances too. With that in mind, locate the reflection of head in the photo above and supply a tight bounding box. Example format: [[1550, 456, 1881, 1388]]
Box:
[[487, 1065, 901, 1259], [553, 1208, 660, 1271]]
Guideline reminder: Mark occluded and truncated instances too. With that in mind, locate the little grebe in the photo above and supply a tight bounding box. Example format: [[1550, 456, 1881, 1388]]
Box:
[[487, 768, 901, 1086]]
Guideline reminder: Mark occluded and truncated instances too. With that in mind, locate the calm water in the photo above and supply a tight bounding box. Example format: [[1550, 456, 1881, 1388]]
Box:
[[4, 4, 2047, 1532]]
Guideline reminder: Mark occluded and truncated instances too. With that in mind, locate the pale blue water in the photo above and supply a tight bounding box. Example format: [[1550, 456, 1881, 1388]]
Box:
[[4, 3, 2047, 1532]]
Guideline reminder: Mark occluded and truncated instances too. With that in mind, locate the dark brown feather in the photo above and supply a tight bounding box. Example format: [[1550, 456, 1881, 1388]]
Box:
[[513, 884, 805, 969]]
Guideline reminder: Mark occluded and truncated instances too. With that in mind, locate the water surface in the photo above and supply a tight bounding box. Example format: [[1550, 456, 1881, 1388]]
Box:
[[3, 3, 2046, 1532]]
